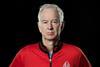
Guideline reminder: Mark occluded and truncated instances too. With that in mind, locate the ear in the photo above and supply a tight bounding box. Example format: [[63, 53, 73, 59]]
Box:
[[37, 22, 39, 28], [61, 22, 64, 31], [37, 22, 41, 33]]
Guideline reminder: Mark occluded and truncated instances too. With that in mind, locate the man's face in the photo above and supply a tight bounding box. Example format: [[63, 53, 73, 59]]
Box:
[[38, 8, 64, 40]]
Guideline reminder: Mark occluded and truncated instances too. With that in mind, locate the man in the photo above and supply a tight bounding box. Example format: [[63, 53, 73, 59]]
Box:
[[10, 4, 91, 67]]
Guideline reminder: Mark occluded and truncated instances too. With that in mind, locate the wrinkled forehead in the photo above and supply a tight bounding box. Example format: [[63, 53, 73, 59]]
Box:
[[40, 8, 59, 20]]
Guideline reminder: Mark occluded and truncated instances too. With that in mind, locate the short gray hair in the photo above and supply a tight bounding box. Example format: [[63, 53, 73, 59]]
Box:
[[38, 4, 64, 23]]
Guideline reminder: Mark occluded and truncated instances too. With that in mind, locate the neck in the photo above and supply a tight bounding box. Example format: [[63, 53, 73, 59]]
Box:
[[42, 37, 58, 52]]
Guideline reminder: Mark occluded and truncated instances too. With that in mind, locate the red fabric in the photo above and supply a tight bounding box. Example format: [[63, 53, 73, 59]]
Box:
[[9, 43, 91, 67]]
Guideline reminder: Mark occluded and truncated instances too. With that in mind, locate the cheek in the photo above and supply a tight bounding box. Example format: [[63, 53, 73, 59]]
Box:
[[55, 24, 60, 29], [39, 25, 46, 34], [54, 25, 62, 33]]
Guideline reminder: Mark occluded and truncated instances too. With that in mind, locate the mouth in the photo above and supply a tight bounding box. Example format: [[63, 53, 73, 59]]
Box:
[[47, 32, 54, 35]]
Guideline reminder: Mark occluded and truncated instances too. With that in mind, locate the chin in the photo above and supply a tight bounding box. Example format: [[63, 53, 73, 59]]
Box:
[[45, 36, 57, 40]]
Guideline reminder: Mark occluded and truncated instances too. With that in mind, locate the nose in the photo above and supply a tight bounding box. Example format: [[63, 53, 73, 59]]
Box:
[[48, 22, 53, 30]]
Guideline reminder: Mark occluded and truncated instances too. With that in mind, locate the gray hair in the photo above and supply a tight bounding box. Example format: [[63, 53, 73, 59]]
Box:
[[38, 4, 64, 23]]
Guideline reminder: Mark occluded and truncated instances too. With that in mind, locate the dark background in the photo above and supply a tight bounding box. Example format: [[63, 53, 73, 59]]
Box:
[[1, 0, 97, 67]]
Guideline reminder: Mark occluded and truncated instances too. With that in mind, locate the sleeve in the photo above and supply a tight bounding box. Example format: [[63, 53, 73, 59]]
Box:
[[79, 50, 92, 67], [9, 50, 24, 67]]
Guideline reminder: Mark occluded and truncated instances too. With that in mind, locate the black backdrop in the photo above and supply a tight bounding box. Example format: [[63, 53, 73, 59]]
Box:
[[1, 0, 97, 67]]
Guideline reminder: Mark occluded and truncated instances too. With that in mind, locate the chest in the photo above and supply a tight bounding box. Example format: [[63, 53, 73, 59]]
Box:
[[23, 51, 77, 67]]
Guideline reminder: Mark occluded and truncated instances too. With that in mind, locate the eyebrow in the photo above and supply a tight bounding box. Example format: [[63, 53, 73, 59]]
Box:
[[41, 19, 58, 21]]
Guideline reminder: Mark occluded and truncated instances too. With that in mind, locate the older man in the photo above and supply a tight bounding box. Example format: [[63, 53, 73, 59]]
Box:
[[10, 4, 91, 67]]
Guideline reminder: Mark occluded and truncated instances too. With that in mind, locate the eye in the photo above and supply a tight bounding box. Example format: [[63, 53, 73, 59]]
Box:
[[52, 20, 58, 24], [42, 20, 48, 24], [52, 19, 59, 24], [43, 21, 47, 23], [53, 21, 57, 23]]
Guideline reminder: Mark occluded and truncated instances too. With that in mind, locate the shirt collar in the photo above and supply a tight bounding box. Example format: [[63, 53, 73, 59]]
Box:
[[39, 40, 63, 54]]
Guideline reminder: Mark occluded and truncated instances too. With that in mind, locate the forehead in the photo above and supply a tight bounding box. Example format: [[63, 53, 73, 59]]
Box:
[[40, 8, 59, 20]]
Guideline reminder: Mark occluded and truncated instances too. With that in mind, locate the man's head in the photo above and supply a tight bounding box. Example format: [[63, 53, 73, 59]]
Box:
[[38, 4, 64, 41]]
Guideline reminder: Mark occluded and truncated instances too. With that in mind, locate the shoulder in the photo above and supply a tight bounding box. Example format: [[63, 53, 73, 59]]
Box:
[[62, 43, 81, 51], [62, 43, 83, 56], [16, 43, 39, 55], [21, 43, 39, 50]]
